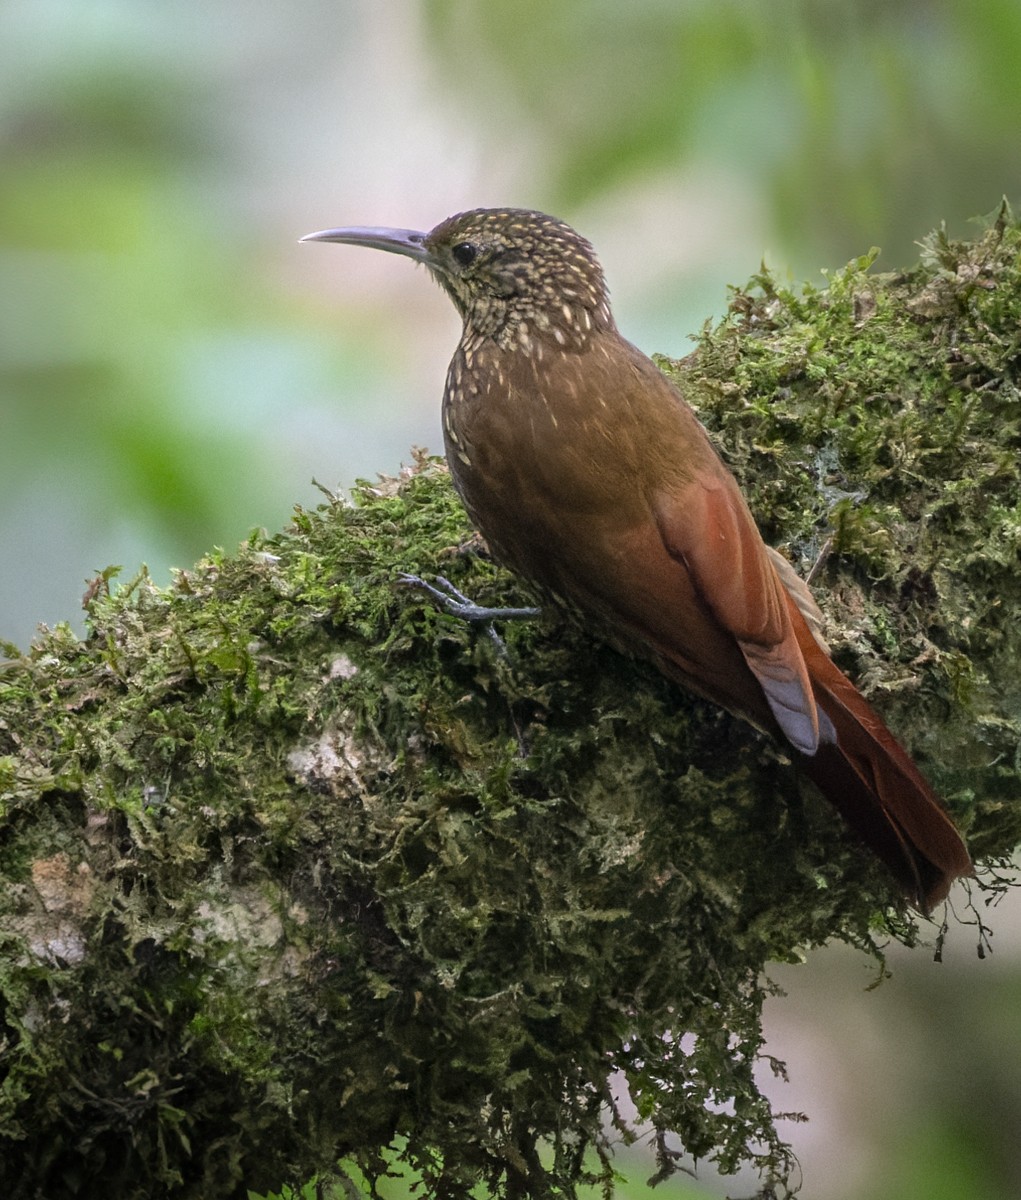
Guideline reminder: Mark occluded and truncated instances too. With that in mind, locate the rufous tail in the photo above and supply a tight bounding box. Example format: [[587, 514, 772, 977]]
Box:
[[791, 609, 973, 912]]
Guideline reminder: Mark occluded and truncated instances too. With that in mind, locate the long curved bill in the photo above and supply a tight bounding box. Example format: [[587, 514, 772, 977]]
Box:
[[299, 226, 432, 263]]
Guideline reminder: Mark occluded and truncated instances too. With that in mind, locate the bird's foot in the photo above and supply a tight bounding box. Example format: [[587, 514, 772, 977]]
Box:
[[397, 573, 541, 655], [398, 574, 540, 622]]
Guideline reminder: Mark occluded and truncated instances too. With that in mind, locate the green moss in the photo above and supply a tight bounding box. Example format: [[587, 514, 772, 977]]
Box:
[[2, 209, 1021, 1199]]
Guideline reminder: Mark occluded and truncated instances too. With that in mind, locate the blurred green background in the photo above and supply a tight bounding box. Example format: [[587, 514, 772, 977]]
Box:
[[2, 1, 1019, 1197]]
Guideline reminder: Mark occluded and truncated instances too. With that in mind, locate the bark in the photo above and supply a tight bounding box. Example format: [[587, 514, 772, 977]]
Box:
[[1, 207, 1020, 1200]]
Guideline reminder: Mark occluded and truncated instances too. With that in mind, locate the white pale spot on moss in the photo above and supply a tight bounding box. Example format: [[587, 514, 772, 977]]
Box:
[[327, 654, 359, 681]]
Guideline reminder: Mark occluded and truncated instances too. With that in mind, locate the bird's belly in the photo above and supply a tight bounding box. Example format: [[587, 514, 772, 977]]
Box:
[[447, 431, 768, 725], [447, 390, 682, 615], [447, 389, 647, 546]]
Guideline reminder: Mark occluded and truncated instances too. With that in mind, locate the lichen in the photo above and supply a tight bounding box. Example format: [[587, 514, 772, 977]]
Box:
[[1, 208, 1020, 1200]]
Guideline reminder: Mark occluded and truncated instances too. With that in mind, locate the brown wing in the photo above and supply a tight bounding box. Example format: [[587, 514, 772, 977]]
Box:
[[654, 471, 831, 754], [656, 471, 971, 908]]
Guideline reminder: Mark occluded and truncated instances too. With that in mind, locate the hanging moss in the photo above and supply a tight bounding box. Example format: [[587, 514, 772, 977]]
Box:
[[1, 207, 1019, 1200]]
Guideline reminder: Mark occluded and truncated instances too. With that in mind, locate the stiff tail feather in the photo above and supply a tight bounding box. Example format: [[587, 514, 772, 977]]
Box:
[[792, 616, 973, 912]]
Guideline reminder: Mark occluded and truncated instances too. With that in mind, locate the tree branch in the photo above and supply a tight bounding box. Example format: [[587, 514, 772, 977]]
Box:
[[2, 207, 1020, 1200]]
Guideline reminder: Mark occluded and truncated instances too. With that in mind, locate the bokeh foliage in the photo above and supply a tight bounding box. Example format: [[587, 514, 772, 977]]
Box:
[[423, 0, 1021, 266]]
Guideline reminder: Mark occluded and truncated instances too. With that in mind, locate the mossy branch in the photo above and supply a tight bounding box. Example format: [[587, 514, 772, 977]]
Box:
[[2, 207, 1020, 1200]]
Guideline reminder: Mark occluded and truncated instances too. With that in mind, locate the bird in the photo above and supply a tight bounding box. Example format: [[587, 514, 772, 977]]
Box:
[[301, 207, 973, 912]]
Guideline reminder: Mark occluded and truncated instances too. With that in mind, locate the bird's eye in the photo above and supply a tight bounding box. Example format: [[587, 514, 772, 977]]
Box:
[[451, 241, 479, 267]]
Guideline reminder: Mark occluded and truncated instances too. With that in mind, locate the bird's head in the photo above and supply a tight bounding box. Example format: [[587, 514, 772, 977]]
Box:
[[301, 207, 613, 351]]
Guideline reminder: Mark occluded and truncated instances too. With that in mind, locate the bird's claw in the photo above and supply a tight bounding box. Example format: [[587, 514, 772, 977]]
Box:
[[397, 573, 540, 656]]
